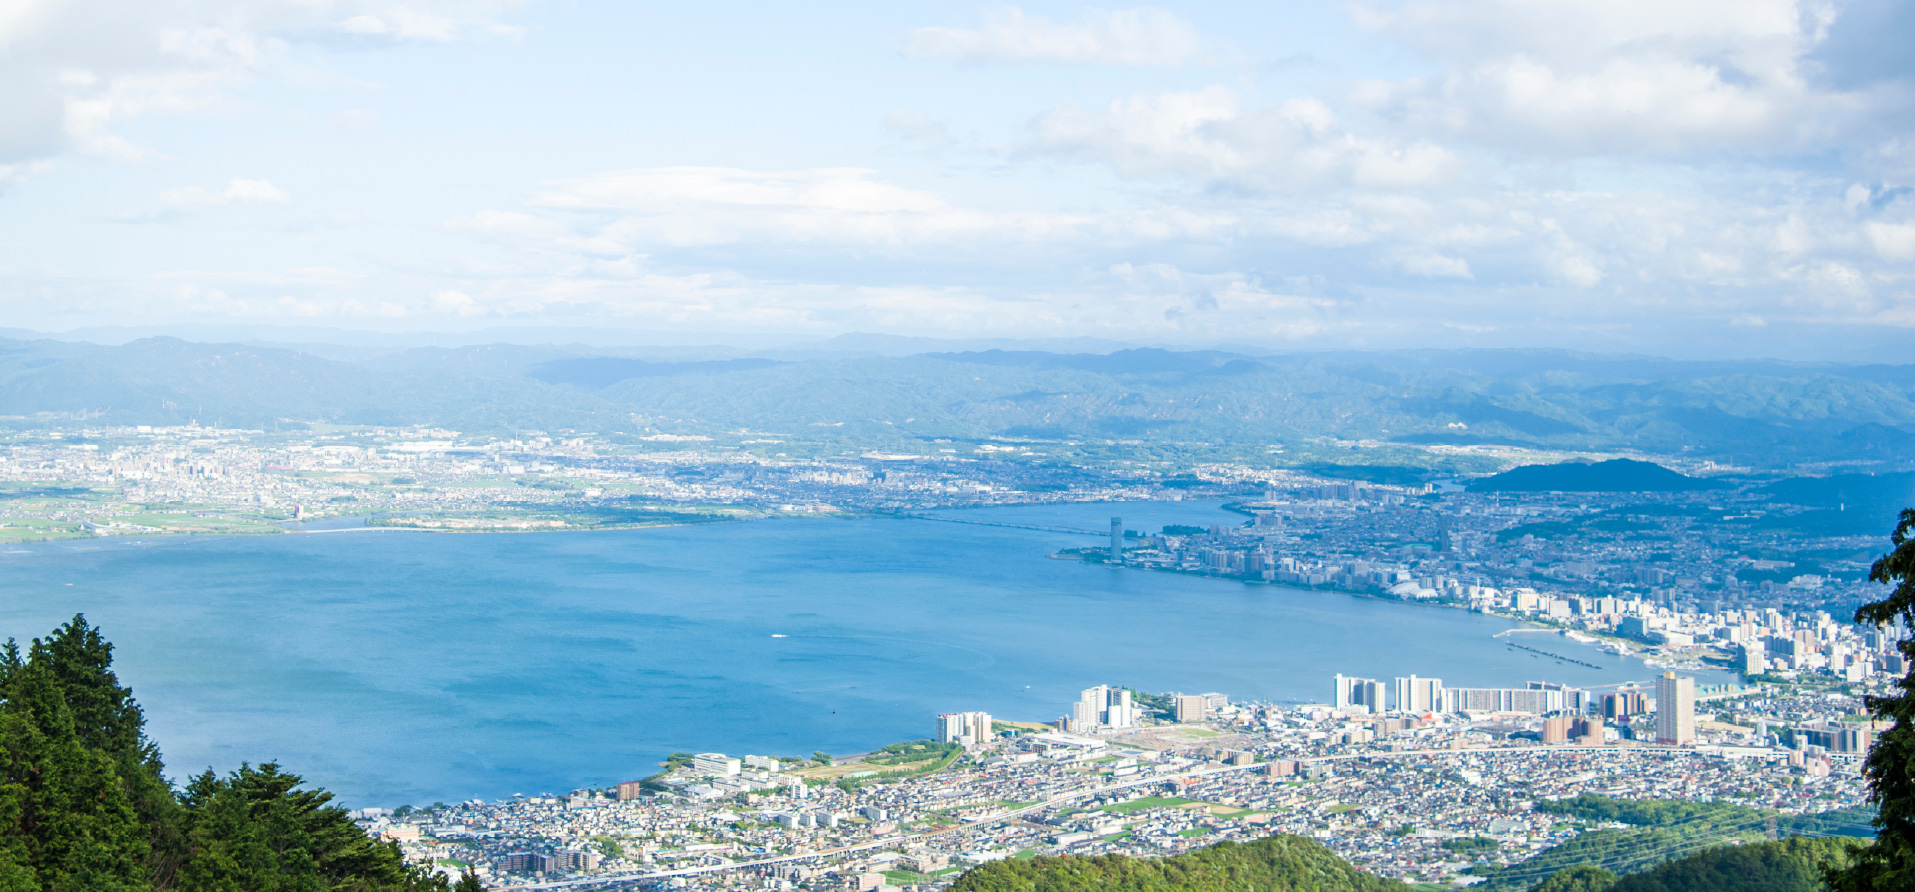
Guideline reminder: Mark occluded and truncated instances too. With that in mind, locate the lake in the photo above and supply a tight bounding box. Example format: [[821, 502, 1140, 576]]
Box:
[[0, 501, 1723, 806]]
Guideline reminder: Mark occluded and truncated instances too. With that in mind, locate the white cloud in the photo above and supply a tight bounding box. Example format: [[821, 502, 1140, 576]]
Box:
[[1351, 0, 1860, 154], [159, 177, 291, 208], [907, 6, 1207, 66], [1865, 221, 1915, 262], [1393, 252, 1473, 279], [512, 166, 1093, 248], [1033, 86, 1458, 191], [0, 1, 526, 167], [431, 289, 485, 316]]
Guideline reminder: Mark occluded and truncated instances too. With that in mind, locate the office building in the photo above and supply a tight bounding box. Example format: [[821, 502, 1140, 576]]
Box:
[[1110, 517, 1124, 562], [1393, 675, 1444, 713], [1655, 672, 1696, 746], [1174, 694, 1208, 723]]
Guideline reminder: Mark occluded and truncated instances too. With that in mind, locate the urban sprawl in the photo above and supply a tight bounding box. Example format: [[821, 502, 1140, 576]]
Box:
[[0, 424, 1900, 889]]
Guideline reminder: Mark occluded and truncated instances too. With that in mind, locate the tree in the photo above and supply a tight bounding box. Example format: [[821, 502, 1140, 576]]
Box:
[[1827, 508, 1915, 892], [0, 616, 452, 892], [453, 871, 484, 892], [1532, 865, 1615, 892]]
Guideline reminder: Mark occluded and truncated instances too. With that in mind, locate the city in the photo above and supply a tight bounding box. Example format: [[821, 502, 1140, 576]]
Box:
[[361, 672, 1879, 889]]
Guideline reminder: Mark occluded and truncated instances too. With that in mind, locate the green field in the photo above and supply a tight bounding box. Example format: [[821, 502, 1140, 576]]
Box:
[[1101, 796, 1197, 815]]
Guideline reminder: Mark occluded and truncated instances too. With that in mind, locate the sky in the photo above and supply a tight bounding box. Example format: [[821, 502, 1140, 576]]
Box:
[[2, 0, 1914, 359]]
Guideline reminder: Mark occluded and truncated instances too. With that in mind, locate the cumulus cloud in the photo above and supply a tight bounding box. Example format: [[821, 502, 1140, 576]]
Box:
[[1033, 86, 1458, 191], [0, 0, 525, 168], [1350, 0, 1861, 154], [907, 6, 1208, 66]]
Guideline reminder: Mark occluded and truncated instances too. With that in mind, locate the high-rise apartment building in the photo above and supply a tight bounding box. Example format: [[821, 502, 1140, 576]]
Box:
[[1069, 685, 1139, 731], [936, 711, 994, 747], [1110, 517, 1124, 562], [1392, 675, 1444, 713], [1655, 672, 1695, 746], [1174, 694, 1208, 723], [1333, 674, 1385, 712]]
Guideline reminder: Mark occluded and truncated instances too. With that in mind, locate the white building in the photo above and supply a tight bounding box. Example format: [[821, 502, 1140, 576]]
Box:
[[936, 711, 993, 747], [1393, 675, 1444, 714], [691, 753, 741, 777], [1656, 672, 1696, 746]]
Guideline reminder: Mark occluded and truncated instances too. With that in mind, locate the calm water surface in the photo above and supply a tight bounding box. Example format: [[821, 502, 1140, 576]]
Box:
[[0, 501, 1725, 806]]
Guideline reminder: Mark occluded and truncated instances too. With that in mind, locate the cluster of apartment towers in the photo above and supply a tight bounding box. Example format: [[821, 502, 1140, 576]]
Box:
[[1332, 671, 1697, 746]]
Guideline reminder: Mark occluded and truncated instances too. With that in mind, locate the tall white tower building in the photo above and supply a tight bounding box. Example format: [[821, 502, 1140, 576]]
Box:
[[1655, 671, 1695, 746]]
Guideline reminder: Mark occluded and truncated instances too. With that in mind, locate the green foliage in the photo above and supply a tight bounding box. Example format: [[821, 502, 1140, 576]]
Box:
[[1443, 836, 1499, 854], [1611, 836, 1860, 892], [1828, 507, 1915, 892], [176, 762, 418, 891], [863, 740, 958, 766], [947, 835, 1411, 892], [1531, 865, 1616, 892], [1161, 525, 1207, 536], [0, 615, 448, 892], [1468, 459, 1721, 494], [1485, 795, 1872, 892], [1535, 794, 1761, 828]]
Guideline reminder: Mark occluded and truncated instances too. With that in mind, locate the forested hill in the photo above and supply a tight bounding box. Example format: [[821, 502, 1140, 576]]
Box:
[[948, 836, 1411, 892], [1532, 835, 1863, 892], [2, 337, 1913, 468], [0, 616, 474, 891], [1467, 459, 1725, 493], [945, 832, 1867, 892]]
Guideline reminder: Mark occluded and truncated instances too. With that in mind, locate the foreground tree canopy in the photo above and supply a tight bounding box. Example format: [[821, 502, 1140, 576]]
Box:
[[1826, 508, 1915, 892], [0, 615, 470, 891]]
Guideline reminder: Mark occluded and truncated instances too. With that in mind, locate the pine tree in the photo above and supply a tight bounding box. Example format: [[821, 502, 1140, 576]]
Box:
[[1827, 508, 1915, 891]]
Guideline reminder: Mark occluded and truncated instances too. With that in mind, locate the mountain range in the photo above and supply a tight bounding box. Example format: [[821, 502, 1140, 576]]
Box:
[[2, 336, 1911, 471]]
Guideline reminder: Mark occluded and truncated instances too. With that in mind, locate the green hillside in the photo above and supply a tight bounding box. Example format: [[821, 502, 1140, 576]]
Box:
[[1467, 459, 1723, 493], [1527, 835, 1864, 892], [948, 835, 1411, 892], [1470, 795, 1872, 892]]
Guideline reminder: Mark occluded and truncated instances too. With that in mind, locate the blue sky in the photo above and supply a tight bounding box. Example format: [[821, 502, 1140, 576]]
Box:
[[2, 1, 1913, 358]]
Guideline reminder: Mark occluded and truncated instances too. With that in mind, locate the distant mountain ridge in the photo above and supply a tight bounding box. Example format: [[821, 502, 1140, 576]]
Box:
[[1468, 459, 1727, 493], [0, 336, 1911, 470]]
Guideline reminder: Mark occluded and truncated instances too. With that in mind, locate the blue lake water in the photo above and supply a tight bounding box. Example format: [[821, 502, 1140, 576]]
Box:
[[0, 501, 1727, 807]]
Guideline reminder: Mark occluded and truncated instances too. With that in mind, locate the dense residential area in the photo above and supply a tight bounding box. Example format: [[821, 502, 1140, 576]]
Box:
[[367, 680, 1877, 890]]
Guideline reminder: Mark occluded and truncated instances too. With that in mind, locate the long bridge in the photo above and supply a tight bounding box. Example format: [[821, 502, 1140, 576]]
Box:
[[903, 513, 1109, 537]]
